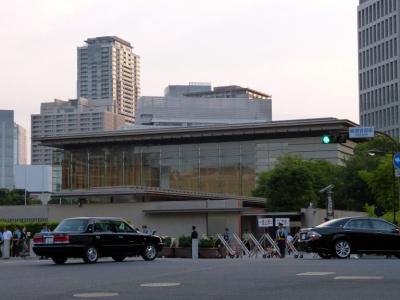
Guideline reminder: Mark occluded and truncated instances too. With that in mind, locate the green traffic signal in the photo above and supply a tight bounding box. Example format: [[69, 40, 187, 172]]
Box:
[[322, 135, 331, 144]]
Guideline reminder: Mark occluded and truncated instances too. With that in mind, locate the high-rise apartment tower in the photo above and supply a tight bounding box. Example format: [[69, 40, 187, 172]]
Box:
[[77, 36, 140, 123], [358, 0, 400, 137]]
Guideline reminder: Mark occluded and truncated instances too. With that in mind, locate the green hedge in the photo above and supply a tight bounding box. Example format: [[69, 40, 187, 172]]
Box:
[[0, 221, 59, 236]]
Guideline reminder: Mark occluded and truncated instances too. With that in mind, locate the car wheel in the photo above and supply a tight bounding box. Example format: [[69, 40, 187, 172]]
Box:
[[333, 240, 351, 259], [52, 256, 67, 265], [112, 255, 126, 262], [83, 245, 99, 264], [318, 251, 332, 259], [142, 244, 157, 261]]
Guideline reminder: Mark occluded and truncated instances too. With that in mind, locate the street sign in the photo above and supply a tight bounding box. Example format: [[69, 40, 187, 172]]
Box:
[[349, 127, 375, 139], [393, 152, 400, 169], [275, 218, 290, 227], [258, 218, 274, 227]]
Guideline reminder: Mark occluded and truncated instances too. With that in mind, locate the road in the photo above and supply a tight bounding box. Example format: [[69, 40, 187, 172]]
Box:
[[0, 256, 399, 300]]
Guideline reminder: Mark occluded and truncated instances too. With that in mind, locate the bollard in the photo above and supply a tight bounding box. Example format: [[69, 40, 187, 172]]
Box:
[[2, 239, 10, 259]]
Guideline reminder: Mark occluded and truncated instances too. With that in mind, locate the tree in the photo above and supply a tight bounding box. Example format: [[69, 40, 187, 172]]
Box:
[[253, 155, 318, 211]]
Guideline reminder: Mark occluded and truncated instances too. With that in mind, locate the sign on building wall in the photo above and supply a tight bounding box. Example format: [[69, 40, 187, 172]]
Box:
[[275, 218, 290, 227], [257, 218, 274, 227]]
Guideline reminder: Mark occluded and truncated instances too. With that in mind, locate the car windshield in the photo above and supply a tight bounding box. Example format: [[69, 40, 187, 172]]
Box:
[[316, 218, 348, 228], [54, 219, 89, 233]]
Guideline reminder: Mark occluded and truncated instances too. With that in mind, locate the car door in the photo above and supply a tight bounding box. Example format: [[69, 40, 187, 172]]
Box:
[[344, 219, 376, 252], [112, 220, 144, 255], [110, 220, 135, 255], [93, 220, 120, 256], [370, 219, 400, 253]]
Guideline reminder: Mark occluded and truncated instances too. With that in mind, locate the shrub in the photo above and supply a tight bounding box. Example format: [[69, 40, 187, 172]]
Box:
[[162, 236, 172, 247], [178, 235, 192, 247], [199, 236, 215, 248], [0, 221, 59, 236]]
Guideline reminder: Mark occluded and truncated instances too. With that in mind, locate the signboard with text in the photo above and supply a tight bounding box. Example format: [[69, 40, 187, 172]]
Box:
[[275, 218, 290, 227], [349, 127, 375, 139], [257, 218, 274, 227]]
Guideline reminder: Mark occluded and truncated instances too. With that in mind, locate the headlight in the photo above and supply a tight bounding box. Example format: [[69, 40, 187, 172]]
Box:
[[307, 231, 322, 240]]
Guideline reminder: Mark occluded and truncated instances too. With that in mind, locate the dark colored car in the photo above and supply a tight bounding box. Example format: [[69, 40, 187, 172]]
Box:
[[298, 217, 400, 259], [33, 217, 163, 264]]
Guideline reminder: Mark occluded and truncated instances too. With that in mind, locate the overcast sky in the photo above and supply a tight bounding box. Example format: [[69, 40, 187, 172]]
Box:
[[0, 0, 359, 159]]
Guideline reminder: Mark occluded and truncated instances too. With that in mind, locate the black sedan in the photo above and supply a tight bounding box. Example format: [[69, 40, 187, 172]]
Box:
[[33, 217, 163, 264], [298, 217, 400, 259]]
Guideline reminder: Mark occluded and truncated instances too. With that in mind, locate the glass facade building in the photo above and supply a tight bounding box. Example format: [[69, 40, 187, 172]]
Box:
[[56, 141, 257, 197]]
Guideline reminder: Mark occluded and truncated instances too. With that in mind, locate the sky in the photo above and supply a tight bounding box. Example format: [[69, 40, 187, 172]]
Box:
[[0, 0, 359, 160]]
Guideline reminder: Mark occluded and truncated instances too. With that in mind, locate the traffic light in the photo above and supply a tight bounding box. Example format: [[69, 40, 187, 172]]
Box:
[[321, 133, 348, 144]]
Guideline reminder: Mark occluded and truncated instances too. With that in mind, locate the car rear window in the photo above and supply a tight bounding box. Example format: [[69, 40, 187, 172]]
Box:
[[316, 218, 348, 228], [54, 219, 89, 233]]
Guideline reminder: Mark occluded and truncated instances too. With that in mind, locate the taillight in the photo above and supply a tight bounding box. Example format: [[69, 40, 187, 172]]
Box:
[[54, 234, 70, 244], [33, 235, 44, 244], [307, 231, 322, 240]]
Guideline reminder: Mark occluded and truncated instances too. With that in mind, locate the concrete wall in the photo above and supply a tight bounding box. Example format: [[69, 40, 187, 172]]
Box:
[[301, 207, 367, 228]]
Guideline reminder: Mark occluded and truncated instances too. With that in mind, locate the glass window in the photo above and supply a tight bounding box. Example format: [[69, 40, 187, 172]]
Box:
[[346, 219, 373, 229], [110, 220, 135, 233], [94, 220, 113, 233], [371, 220, 396, 231], [55, 219, 89, 233]]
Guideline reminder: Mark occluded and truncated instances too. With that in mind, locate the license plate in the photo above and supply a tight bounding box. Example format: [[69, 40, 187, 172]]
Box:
[[300, 233, 307, 240], [45, 237, 54, 244]]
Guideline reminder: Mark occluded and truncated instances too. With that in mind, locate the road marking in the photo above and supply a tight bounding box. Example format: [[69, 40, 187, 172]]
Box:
[[140, 282, 181, 287], [297, 272, 335, 276], [334, 276, 384, 280], [73, 292, 119, 298]]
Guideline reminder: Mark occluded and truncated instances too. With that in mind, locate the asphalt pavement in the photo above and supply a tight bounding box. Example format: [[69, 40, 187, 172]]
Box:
[[0, 256, 399, 300]]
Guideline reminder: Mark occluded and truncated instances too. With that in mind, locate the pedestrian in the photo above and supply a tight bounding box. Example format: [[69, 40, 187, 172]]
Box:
[[287, 232, 294, 255], [275, 223, 288, 258], [0, 229, 3, 257], [191, 226, 198, 259], [2, 227, 13, 259], [141, 225, 151, 235], [12, 227, 22, 257], [40, 225, 51, 259], [242, 228, 251, 251], [40, 224, 51, 233], [223, 228, 231, 244]]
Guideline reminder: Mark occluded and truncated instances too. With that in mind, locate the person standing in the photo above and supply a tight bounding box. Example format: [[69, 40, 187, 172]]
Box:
[[275, 223, 288, 258], [12, 227, 22, 257], [0, 229, 3, 257], [141, 225, 151, 235], [191, 226, 198, 259], [2, 227, 13, 259], [242, 228, 251, 251]]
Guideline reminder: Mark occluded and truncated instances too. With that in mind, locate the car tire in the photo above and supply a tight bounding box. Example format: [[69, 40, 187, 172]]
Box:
[[83, 245, 99, 264], [112, 255, 126, 262], [333, 240, 351, 259], [318, 252, 332, 259], [52, 256, 67, 265], [142, 244, 157, 261]]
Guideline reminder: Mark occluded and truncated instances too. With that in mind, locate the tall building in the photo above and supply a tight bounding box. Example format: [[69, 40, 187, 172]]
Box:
[[77, 36, 140, 123], [31, 98, 126, 165], [136, 83, 272, 127], [358, 0, 400, 137], [14, 124, 27, 165], [0, 110, 27, 189]]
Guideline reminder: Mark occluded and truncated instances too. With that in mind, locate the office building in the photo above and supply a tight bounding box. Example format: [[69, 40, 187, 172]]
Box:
[[358, 0, 400, 136], [31, 98, 126, 166], [77, 36, 140, 123], [0, 110, 27, 189], [36, 118, 357, 236], [136, 83, 272, 126]]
